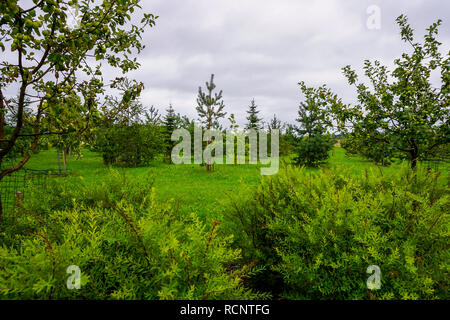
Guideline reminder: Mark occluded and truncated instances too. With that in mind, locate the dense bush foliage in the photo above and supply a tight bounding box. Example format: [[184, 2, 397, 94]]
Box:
[[162, 105, 182, 163], [341, 135, 396, 166], [223, 164, 449, 299], [0, 171, 262, 300], [95, 124, 164, 167], [295, 135, 334, 167], [1, 125, 44, 163]]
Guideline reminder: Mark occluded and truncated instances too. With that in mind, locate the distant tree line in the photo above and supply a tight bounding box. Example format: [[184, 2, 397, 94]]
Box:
[[5, 15, 447, 173]]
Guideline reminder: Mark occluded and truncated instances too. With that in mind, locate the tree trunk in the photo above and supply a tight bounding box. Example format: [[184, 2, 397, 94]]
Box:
[[410, 150, 418, 169], [57, 146, 62, 174], [0, 134, 39, 224], [0, 91, 4, 223], [0, 89, 5, 141], [0, 194, 3, 225], [0, 108, 4, 141], [410, 142, 419, 170], [62, 148, 67, 173], [411, 156, 417, 169], [206, 137, 211, 172], [0, 157, 2, 224], [206, 121, 212, 172]]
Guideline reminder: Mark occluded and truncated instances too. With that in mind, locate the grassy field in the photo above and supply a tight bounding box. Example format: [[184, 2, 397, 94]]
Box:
[[16, 146, 448, 222], [1, 146, 449, 300]]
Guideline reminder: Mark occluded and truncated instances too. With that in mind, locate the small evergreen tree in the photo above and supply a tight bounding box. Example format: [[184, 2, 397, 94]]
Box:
[[144, 105, 162, 125], [294, 84, 334, 167], [267, 114, 283, 133], [282, 123, 298, 156], [245, 99, 263, 131], [228, 113, 239, 133], [267, 114, 297, 157], [162, 104, 180, 162], [196, 74, 227, 171], [227, 113, 241, 165]]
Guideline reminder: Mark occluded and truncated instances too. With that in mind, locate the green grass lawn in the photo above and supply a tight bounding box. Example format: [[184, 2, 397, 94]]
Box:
[[11, 146, 449, 221]]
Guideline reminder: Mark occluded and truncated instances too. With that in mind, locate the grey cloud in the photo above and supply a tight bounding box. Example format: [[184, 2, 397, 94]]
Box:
[[126, 0, 449, 126]]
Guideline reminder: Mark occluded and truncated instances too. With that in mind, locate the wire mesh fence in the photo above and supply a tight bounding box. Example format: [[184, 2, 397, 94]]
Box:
[[0, 159, 72, 212], [423, 156, 450, 172], [0, 168, 51, 212]]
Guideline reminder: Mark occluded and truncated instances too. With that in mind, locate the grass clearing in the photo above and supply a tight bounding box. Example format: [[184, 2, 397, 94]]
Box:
[[17, 147, 448, 222]]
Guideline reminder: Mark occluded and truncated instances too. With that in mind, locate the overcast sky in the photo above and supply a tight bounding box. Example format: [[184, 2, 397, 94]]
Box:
[[121, 0, 449, 127], [5, 1, 448, 127]]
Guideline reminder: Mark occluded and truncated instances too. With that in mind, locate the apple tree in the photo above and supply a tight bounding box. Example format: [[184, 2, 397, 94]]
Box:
[[335, 15, 449, 169], [0, 0, 156, 220]]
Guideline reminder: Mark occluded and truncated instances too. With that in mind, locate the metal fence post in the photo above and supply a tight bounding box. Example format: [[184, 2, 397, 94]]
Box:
[[16, 191, 23, 209]]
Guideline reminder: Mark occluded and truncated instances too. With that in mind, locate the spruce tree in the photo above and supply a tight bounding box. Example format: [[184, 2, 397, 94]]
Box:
[[245, 99, 263, 131], [294, 98, 334, 167], [196, 74, 227, 171], [266, 114, 297, 156], [267, 114, 283, 133], [162, 104, 180, 163]]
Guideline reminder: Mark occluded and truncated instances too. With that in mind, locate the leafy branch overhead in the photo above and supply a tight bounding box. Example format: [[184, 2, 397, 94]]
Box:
[[0, 0, 156, 179]]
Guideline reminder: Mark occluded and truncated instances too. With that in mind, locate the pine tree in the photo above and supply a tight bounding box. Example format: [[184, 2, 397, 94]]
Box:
[[196, 74, 227, 171], [228, 113, 239, 132], [245, 99, 263, 131], [227, 113, 240, 165]]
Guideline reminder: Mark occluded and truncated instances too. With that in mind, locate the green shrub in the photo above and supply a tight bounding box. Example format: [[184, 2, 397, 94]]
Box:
[[294, 134, 334, 167], [95, 123, 164, 167], [341, 134, 395, 166], [223, 164, 449, 299], [0, 171, 262, 300], [293, 86, 334, 167]]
